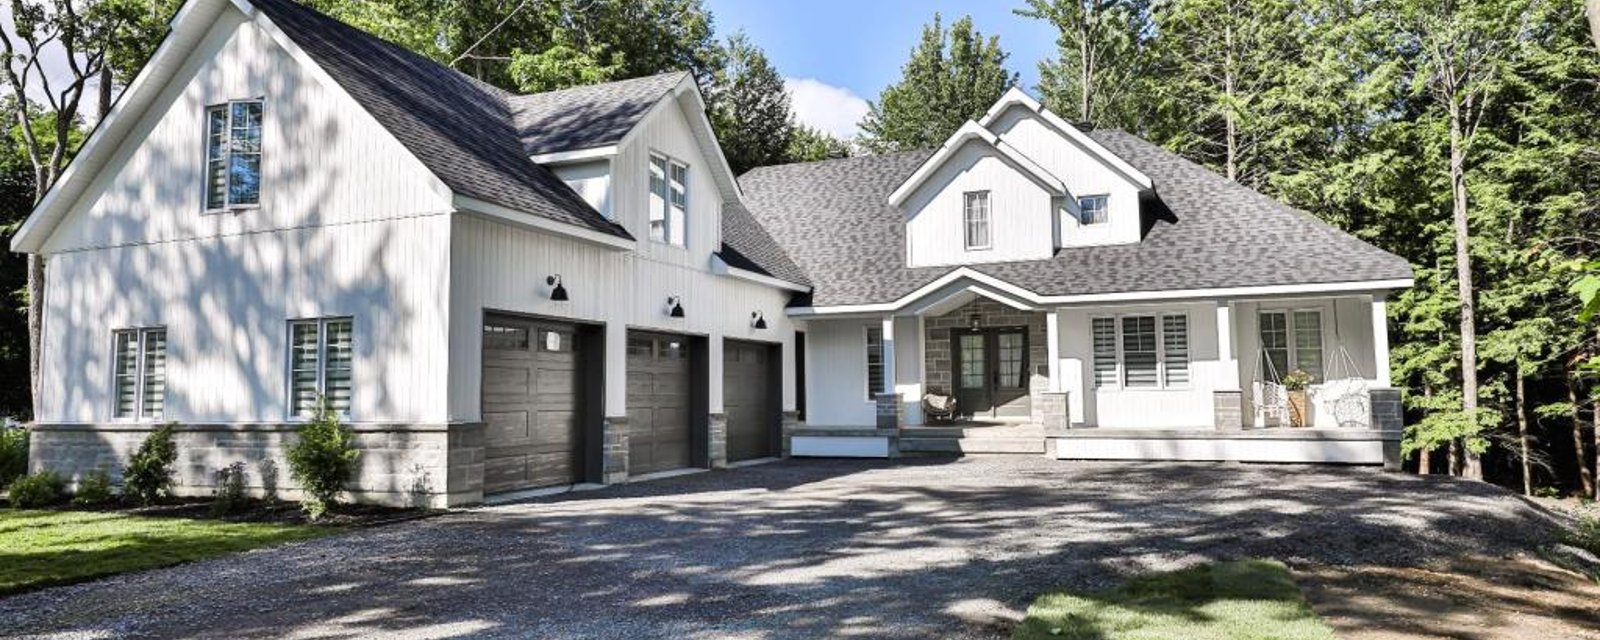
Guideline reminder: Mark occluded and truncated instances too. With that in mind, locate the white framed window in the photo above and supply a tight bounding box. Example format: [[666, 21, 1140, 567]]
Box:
[[205, 100, 263, 211], [1090, 312, 1190, 389], [113, 327, 167, 420], [648, 153, 689, 246], [289, 317, 353, 418], [1078, 194, 1109, 225], [1259, 309, 1324, 382], [963, 191, 991, 250], [865, 326, 884, 399]]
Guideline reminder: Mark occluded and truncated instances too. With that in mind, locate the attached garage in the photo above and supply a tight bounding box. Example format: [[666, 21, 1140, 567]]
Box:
[[724, 340, 780, 462], [626, 332, 697, 475], [481, 315, 589, 494]]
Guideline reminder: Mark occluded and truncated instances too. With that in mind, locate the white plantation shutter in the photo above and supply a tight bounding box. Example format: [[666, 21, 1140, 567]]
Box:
[[289, 318, 354, 418], [324, 319, 353, 414], [865, 327, 884, 397], [140, 329, 167, 418], [1121, 316, 1159, 388], [290, 321, 321, 417], [114, 331, 139, 418], [205, 107, 228, 209], [1162, 315, 1189, 386], [1092, 317, 1117, 387]]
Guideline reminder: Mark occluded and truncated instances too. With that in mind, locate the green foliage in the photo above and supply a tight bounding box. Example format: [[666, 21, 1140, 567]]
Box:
[[70, 469, 115, 507], [0, 426, 26, 489], [507, 38, 623, 93], [7, 471, 63, 509], [1281, 370, 1314, 391], [122, 423, 178, 506], [210, 462, 248, 517], [787, 125, 852, 163], [1016, 0, 1153, 129], [1560, 512, 1600, 557], [1570, 261, 1600, 323], [286, 399, 360, 521], [859, 14, 1018, 153], [709, 32, 794, 174]]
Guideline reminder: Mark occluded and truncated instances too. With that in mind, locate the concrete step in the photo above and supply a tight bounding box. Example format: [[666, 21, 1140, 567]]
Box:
[[899, 437, 1046, 455], [902, 426, 1045, 439]]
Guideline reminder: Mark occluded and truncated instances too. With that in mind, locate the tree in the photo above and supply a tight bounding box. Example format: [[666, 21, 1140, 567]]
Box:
[[1016, 0, 1153, 128], [787, 125, 851, 163], [858, 14, 1017, 153], [708, 32, 793, 175]]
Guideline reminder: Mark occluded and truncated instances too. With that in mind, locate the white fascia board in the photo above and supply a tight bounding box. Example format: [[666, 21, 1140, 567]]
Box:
[[785, 273, 1415, 317], [979, 86, 1153, 191], [530, 145, 617, 165], [11, 0, 227, 253], [710, 254, 810, 292], [887, 121, 1066, 207], [454, 195, 635, 251], [613, 73, 744, 202]]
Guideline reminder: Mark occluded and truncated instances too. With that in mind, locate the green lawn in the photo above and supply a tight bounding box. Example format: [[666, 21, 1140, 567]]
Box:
[[0, 509, 332, 595], [1012, 559, 1336, 640]]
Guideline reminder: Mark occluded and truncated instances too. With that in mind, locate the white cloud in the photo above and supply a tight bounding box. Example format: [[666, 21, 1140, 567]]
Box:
[[785, 77, 870, 140]]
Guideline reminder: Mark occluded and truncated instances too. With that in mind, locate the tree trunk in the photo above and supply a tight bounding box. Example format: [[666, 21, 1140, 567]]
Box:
[[1078, 19, 1091, 123], [98, 66, 113, 123], [1419, 385, 1434, 475], [1223, 21, 1237, 182], [1588, 0, 1600, 51], [1593, 396, 1598, 501], [1516, 364, 1530, 495], [1570, 372, 1594, 496], [1449, 100, 1482, 481]]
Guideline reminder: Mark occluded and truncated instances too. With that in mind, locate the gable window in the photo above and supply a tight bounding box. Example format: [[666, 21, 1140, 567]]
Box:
[[1259, 310, 1324, 382], [1091, 313, 1189, 389], [866, 326, 884, 398], [648, 153, 689, 246], [113, 328, 166, 419], [205, 100, 263, 210], [289, 317, 353, 418], [963, 191, 991, 250], [1078, 194, 1109, 225]]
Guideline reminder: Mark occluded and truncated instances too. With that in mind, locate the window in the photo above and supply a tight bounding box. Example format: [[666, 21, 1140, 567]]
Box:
[[113, 328, 166, 419], [1259, 310, 1325, 382], [205, 100, 263, 210], [866, 326, 884, 398], [648, 153, 688, 246], [1091, 313, 1190, 389], [963, 191, 991, 249], [289, 317, 353, 418], [1078, 194, 1109, 225]]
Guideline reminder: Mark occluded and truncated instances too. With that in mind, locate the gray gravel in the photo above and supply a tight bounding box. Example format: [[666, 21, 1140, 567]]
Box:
[[0, 457, 1562, 639]]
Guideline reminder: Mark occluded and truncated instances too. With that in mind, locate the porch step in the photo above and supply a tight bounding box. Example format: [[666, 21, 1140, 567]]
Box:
[[899, 436, 1046, 455]]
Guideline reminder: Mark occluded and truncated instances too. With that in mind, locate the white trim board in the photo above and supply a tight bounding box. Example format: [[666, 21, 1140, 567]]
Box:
[[888, 121, 1068, 207], [710, 254, 810, 292], [454, 196, 635, 251]]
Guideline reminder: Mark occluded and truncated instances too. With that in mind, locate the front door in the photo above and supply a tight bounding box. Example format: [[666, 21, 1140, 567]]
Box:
[[953, 328, 1030, 419]]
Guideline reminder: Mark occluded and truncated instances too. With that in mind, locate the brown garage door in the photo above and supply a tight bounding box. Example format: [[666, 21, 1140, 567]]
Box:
[[481, 316, 583, 493], [724, 340, 777, 462], [626, 332, 693, 475]]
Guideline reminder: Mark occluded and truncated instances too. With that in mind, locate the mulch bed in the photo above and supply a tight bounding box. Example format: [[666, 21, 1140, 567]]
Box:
[[3, 495, 436, 527]]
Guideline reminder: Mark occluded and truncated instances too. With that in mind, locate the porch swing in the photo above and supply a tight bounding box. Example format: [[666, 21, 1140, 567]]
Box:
[[1250, 303, 1373, 429]]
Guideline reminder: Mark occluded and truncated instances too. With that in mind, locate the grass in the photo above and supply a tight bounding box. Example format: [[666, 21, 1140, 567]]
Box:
[[1012, 559, 1336, 640], [0, 509, 333, 595]]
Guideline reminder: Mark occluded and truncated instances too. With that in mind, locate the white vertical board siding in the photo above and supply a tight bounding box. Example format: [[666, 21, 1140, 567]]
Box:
[[1058, 301, 1221, 429], [609, 99, 722, 268], [551, 160, 613, 219], [902, 140, 1057, 267], [893, 317, 924, 424], [44, 10, 449, 254], [446, 215, 797, 421], [988, 106, 1143, 248], [803, 318, 880, 427], [40, 214, 452, 423]]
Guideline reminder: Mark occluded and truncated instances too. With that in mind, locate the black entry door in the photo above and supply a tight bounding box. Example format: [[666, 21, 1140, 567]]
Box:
[[953, 329, 1029, 419]]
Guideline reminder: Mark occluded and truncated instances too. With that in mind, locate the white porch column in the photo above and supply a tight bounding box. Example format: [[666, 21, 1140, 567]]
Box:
[[1216, 301, 1240, 389], [1371, 294, 1391, 386], [604, 321, 627, 417], [880, 315, 897, 395], [1045, 309, 1062, 392], [708, 334, 725, 413]]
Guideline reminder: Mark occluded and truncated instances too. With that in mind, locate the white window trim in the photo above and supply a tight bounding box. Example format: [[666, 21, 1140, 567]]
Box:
[[111, 327, 167, 422], [1257, 307, 1328, 382], [1090, 311, 1191, 391], [864, 325, 885, 401], [963, 190, 991, 251], [1079, 194, 1109, 225], [647, 150, 690, 248], [286, 317, 354, 421], [203, 99, 265, 214]]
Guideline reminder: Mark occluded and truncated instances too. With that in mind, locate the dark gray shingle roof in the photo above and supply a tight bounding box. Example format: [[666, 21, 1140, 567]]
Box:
[[251, 0, 629, 239], [718, 201, 811, 286], [739, 130, 1413, 307], [508, 72, 686, 156]]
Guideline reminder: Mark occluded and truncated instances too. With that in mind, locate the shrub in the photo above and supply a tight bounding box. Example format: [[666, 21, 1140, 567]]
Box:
[[1561, 513, 1600, 557], [9, 471, 65, 508], [286, 398, 359, 521], [72, 468, 116, 506], [124, 423, 179, 506], [211, 461, 248, 517], [0, 425, 27, 489]]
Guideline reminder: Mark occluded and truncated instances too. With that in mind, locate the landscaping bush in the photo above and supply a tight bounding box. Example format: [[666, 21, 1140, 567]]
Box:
[[1561, 512, 1600, 557], [8, 471, 65, 508], [211, 462, 248, 517], [71, 469, 116, 506], [123, 423, 178, 506], [286, 399, 359, 521], [0, 425, 27, 489]]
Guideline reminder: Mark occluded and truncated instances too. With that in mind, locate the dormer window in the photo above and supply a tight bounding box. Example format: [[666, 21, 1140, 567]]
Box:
[[649, 153, 688, 246], [1079, 194, 1108, 225], [205, 100, 263, 211], [963, 191, 990, 250]]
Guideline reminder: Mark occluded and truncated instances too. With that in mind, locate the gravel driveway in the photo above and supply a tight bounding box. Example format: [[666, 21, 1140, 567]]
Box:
[[0, 457, 1562, 639]]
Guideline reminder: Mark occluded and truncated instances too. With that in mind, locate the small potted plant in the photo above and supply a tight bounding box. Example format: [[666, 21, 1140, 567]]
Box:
[[1281, 369, 1314, 428]]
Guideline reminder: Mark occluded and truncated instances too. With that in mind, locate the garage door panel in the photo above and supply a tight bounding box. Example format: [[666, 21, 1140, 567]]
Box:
[[482, 316, 586, 494], [626, 331, 694, 475], [484, 411, 531, 443], [724, 341, 776, 462]]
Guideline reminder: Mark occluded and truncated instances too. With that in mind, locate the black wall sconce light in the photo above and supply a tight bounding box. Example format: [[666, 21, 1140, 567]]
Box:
[[969, 313, 982, 330], [667, 296, 685, 318], [546, 275, 568, 301], [751, 311, 768, 330]]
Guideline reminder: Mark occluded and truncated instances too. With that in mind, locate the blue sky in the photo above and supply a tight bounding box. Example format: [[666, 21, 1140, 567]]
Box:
[[703, 0, 1058, 139]]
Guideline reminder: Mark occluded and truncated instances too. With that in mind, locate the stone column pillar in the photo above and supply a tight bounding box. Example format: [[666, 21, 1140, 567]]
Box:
[[1213, 390, 1244, 431], [1370, 388, 1402, 432], [708, 413, 728, 469], [601, 417, 630, 484], [780, 411, 800, 458], [876, 393, 900, 429], [1038, 391, 1070, 432]]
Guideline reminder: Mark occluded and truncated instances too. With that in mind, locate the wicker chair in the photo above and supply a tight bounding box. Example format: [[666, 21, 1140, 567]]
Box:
[[922, 391, 959, 423]]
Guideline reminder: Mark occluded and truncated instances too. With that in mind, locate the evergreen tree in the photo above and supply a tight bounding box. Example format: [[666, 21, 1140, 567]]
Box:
[[858, 14, 1017, 153], [709, 33, 795, 175], [1016, 0, 1153, 128]]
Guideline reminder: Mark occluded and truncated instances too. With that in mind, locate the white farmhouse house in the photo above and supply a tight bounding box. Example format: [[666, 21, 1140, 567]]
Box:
[[14, 0, 1412, 507]]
